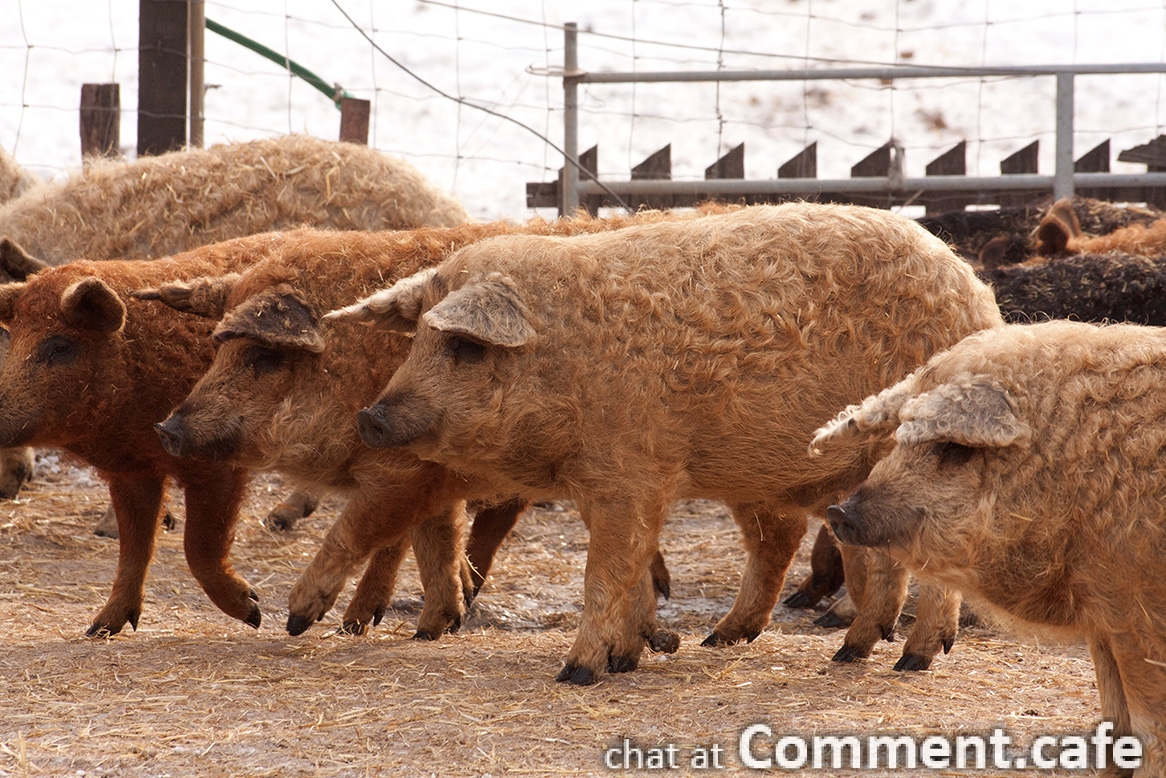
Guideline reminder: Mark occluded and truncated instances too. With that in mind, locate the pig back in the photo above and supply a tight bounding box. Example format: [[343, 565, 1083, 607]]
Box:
[[445, 203, 1002, 503]]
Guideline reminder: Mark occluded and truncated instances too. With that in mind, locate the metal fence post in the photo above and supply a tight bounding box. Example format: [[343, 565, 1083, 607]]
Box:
[[1054, 72, 1075, 200], [562, 22, 580, 217]]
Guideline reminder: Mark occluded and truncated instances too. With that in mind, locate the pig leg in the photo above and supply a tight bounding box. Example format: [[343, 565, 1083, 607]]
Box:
[[784, 523, 846, 609], [814, 544, 869, 628], [702, 503, 807, 647], [0, 445, 35, 499], [1107, 634, 1166, 778], [181, 467, 259, 628], [338, 539, 410, 635], [409, 505, 470, 640], [1090, 636, 1135, 777], [893, 583, 960, 671], [464, 498, 528, 596], [264, 488, 320, 532], [87, 473, 165, 636], [832, 550, 909, 663], [557, 494, 666, 685]]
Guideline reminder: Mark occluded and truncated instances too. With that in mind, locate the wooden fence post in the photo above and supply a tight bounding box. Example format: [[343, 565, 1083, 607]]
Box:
[[138, 0, 188, 156], [80, 83, 121, 159], [339, 98, 370, 145]]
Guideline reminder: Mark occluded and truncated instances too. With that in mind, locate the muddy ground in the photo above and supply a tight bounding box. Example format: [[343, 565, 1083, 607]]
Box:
[[0, 453, 1101, 777]]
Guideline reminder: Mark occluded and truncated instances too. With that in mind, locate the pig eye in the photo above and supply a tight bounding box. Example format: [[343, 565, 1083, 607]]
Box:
[[242, 344, 285, 375], [447, 335, 486, 365], [935, 441, 975, 468], [36, 335, 78, 367]]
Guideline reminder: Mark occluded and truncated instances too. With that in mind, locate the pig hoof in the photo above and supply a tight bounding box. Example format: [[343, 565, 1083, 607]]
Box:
[[446, 616, 462, 635], [813, 611, 847, 629], [286, 615, 314, 636], [831, 644, 869, 663], [607, 654, 639, 674], [880, 625, 896, 642], [555, 664, 597, 686], [86, 623, 119, 638], [649, 629, 681, 654], [783, 590, 819, 609], [700, 632, 728, 647], [892, 653, 933, 672], [371, 606, 386, 627], [161, 510, 177, 532], [338, 620, 370, 636], [942, 636, 956, 654], [411, 629, 439, 641], [244, 604, 262, 629]]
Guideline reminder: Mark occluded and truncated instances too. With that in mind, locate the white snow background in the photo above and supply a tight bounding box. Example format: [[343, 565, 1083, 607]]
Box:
[[2, 0, 1165, 221]]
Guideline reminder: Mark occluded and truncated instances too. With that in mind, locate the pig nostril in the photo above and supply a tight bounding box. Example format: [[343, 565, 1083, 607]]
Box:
[[825, 504, 856, 540], [356, 407, 389, 447], [154, 419, 187, 457]]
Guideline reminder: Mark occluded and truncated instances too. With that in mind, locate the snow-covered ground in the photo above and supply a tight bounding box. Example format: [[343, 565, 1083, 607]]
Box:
[[2, 0, 1165, 220]]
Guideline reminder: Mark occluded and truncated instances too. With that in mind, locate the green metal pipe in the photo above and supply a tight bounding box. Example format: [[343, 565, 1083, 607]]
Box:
[[205, 17, 352, 109]]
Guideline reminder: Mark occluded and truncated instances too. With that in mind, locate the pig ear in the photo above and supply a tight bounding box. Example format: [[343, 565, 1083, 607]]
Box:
[[1035, 197, 1080, 257], [60, 277, 126, 334], [213, 284, 324, 353], [323, 267, 436, 332], [422, 274, 535, 348], [809, 373, 921, 455], [0, 237, 48, 283], [133, 273, 240, 320], [0, 282, 27, 325], [896, 376, 1031, 448]]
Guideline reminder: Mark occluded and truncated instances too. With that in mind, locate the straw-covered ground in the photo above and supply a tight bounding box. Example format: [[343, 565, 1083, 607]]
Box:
[[0, 453, 1101, 777]]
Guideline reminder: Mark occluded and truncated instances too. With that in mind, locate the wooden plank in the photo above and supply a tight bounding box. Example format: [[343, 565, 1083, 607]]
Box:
[[778, 142, 816, 179], [1075, 139, 1110, 172], [851, 142, 893, 178], [80, 83, 120, 159], [923, 141, 968, 214], [705, 143, 744, 179], [138, 0, 188, 156], [339, 97, 370, 145], [1000, 141, 1039, 175], [632, 144, 672, 209]]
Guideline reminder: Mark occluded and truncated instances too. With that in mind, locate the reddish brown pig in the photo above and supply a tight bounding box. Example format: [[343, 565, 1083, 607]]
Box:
[[334, 202, 1005, 684], [0, 234, 409, 634], [144, 217, 682, 637]]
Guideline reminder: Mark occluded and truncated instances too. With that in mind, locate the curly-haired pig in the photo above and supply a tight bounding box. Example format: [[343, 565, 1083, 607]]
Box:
[[816, 320, 1166, 777], [333, 202, 1005, 684]]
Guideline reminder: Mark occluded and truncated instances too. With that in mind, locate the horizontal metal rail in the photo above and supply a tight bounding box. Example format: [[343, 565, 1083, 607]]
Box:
[[555, 22, 1166, 214]]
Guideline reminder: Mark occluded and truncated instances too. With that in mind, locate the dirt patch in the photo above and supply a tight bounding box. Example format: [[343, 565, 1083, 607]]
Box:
[[0, 455, 1099, 776]]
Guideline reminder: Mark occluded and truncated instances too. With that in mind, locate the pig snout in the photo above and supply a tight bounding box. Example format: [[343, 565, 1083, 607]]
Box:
[[356, 392, 437, 449], [155, 414, 190, 458], [826, 496, 875, 547]]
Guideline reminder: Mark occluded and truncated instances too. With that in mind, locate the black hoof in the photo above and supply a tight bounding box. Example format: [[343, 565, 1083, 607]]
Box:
[[880, 625, 896, 642], [649, 629, 681, 654], [127, 610, 140, 632], [942, 636, 955, 654], [337, 621, 369, 636], [555, 664, 596, 686], [701, 632, 727, 647], [608, 654, 639, 674], [86, 623, 120, 638], [892, 653, 933, 672], [411, 629, 439, 641], [783, 590, 819, 609], [371, 606, 386, 628], [813, 611, 850, 629], [161, 511, 177, 532], [446, 614, 462, 635], [244, 605, 262, 629], [831, 643, 868, 663], [248, 588, 259, 603], [286, 615, 313, 636]]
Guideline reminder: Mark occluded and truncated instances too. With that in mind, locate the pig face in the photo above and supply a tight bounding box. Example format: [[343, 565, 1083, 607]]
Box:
[[331, 267, 538, 471], [818, 373, 1033, 556], [0, 275, 127, 448], [154, 281, 325, 463]]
